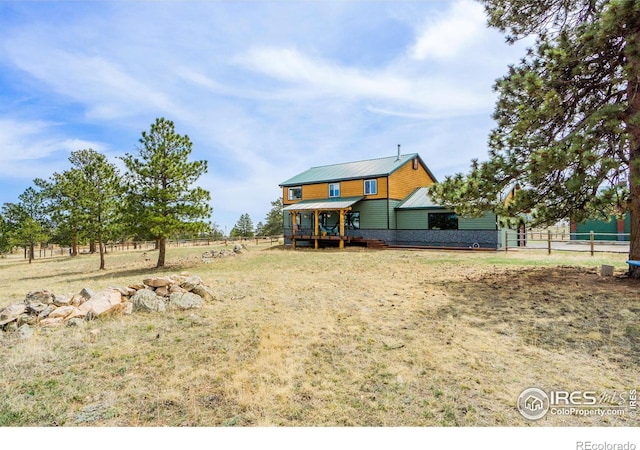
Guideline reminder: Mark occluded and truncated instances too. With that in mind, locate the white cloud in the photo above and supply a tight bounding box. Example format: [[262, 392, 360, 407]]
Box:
[[236, 46, 490, 116], [0, 119, 106, 162], [409, 0, 487, 61]]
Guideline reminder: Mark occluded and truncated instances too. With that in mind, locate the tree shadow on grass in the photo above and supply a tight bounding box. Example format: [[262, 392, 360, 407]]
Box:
[[431, 266, 640, 369]]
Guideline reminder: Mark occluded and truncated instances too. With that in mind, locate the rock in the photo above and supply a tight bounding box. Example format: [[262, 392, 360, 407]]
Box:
[[38, 305, 56, 320], [233, 244, 243, 253], [66, 318, 84, 328], [191, 284, 215, 302], [78, 290, 124, 317], [155, 286, 170, 297], [48, 305, 76, 319], [169, 292, 204, 310], [65, 307, 86, 321], [40, 317, 64, 327], [169, 285, 186, 294], [80, 288, 95, 300], [53, 294, 73, 307], [123, 302, 133, 315], [131, 289, 166, 313], [110, 286, 136, 297], [0, 303, 27, 326], [3, 321, 18, 332], [25, 302, 48, 315], [17, 313, 36, 327], [128, 283, 145, 291], [25, 290, 55, 305], [143, 276, 173, 288], [180, 275, 203, 292], [70, 294, 86, 306]]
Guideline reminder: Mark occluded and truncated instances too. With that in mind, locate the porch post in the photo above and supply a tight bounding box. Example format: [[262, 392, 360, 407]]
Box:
[[339, 209, 345, 250], [291, 211, 297, 250], [314, 210, 319, 249]]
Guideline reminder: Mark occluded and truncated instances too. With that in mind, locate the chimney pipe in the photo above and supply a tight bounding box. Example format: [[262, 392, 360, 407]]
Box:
[[397, 144, 401, 160]]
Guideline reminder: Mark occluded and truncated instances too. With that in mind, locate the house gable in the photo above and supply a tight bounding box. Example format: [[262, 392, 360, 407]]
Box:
[[281, 153, 437, 205]]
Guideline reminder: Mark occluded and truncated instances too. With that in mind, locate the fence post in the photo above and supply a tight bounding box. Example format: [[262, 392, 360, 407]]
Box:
[[547, 229, 552, 255], [590, 230, 594, 256]]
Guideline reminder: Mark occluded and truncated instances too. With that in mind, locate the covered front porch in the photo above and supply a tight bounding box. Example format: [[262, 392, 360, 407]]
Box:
[[283, 197, 362, 249]]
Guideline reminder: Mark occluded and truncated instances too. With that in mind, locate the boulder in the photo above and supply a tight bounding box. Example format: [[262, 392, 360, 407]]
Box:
[[48, 305, 76, 319], [25, 302, 48, 315], [70, 294, 86, 307], [53, 294, 73, 307], [233, 244, 243, 253], [143, 276, 173, 288], [78, 290, 123, 317], [65, 307, 86, 321], [79, 288, 95, 300], [131, 289, 166, 313], [38, 305, 56, 319], [40, 317, 64, 327], [110, 286, 136, 297], [169, 285, 186, 294], [128, 283, 145, 291], [17, 313, 36, 327], [66, 318, 84, 328], [169, 292, 204, 310], [180, 275, 203, 292], [191, 284, 215, 302], [155, 286, 170, 297], [25, 290, 55, 305], [0, 304, 27, 326]]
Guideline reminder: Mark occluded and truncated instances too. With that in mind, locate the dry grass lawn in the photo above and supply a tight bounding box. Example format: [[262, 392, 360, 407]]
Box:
[[0, 243, 638, 426]]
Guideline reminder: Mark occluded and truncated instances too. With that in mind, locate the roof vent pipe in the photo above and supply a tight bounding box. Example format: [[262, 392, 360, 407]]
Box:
[[397, 144, 401, 160]]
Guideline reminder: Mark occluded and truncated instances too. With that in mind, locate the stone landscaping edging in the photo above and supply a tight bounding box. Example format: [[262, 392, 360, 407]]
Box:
[[0, 272, 217, 334]]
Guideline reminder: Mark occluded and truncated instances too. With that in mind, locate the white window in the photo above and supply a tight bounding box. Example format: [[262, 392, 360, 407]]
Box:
[[329, 183, 340, 198], [364, 179, 377, 195], [288, 186, 302, 200]]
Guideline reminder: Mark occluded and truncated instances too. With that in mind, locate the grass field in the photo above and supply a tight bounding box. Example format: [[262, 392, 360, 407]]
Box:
[[0, 243, 638, 426]]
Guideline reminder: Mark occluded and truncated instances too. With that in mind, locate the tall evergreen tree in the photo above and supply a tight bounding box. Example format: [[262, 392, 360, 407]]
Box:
[[120, 118, 212, 268], [2, 187, 50, 263], [262, 197, 284, 237], [428, 0, 640, 275], [36, 149, 122, 268], [231, 213, 254, 238]]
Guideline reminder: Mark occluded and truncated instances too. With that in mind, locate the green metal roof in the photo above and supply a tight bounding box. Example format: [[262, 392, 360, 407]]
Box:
[[282, 196, 364, 211], [280, 153, 436, 186], [395, 187, 442, 209]]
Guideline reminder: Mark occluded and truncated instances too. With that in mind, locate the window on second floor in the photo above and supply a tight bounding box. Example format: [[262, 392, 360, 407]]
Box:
[[329, 183, 340, 198], [288, 186, 302, 200], [364, 179, 377, 195]]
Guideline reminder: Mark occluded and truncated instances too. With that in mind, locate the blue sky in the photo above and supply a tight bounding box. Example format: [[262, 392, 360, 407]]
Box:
[[0, 0, 530, 233]]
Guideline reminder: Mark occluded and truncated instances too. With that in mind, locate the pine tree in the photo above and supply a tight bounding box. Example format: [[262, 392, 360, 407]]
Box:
[[2, 187, 50, 263], [120, 118, 212, 268], [37, 149, 122, 269], [262, 197, 284, 237], [428, 0, 640, 275], [231, 213, 255, 238]]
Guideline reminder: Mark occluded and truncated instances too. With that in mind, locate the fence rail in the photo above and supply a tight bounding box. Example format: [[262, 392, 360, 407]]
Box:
[[2, 236, 284, 261], [505, 229, 629, 255]]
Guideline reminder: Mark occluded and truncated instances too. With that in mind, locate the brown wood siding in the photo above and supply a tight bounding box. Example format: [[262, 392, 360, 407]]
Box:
[[304, 183, 330, 199], [388, 159, 435, 200], [284, 177, 389, 201]]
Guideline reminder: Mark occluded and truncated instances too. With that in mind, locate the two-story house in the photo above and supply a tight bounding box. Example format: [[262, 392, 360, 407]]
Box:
[[280, 152, 502, 249]]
